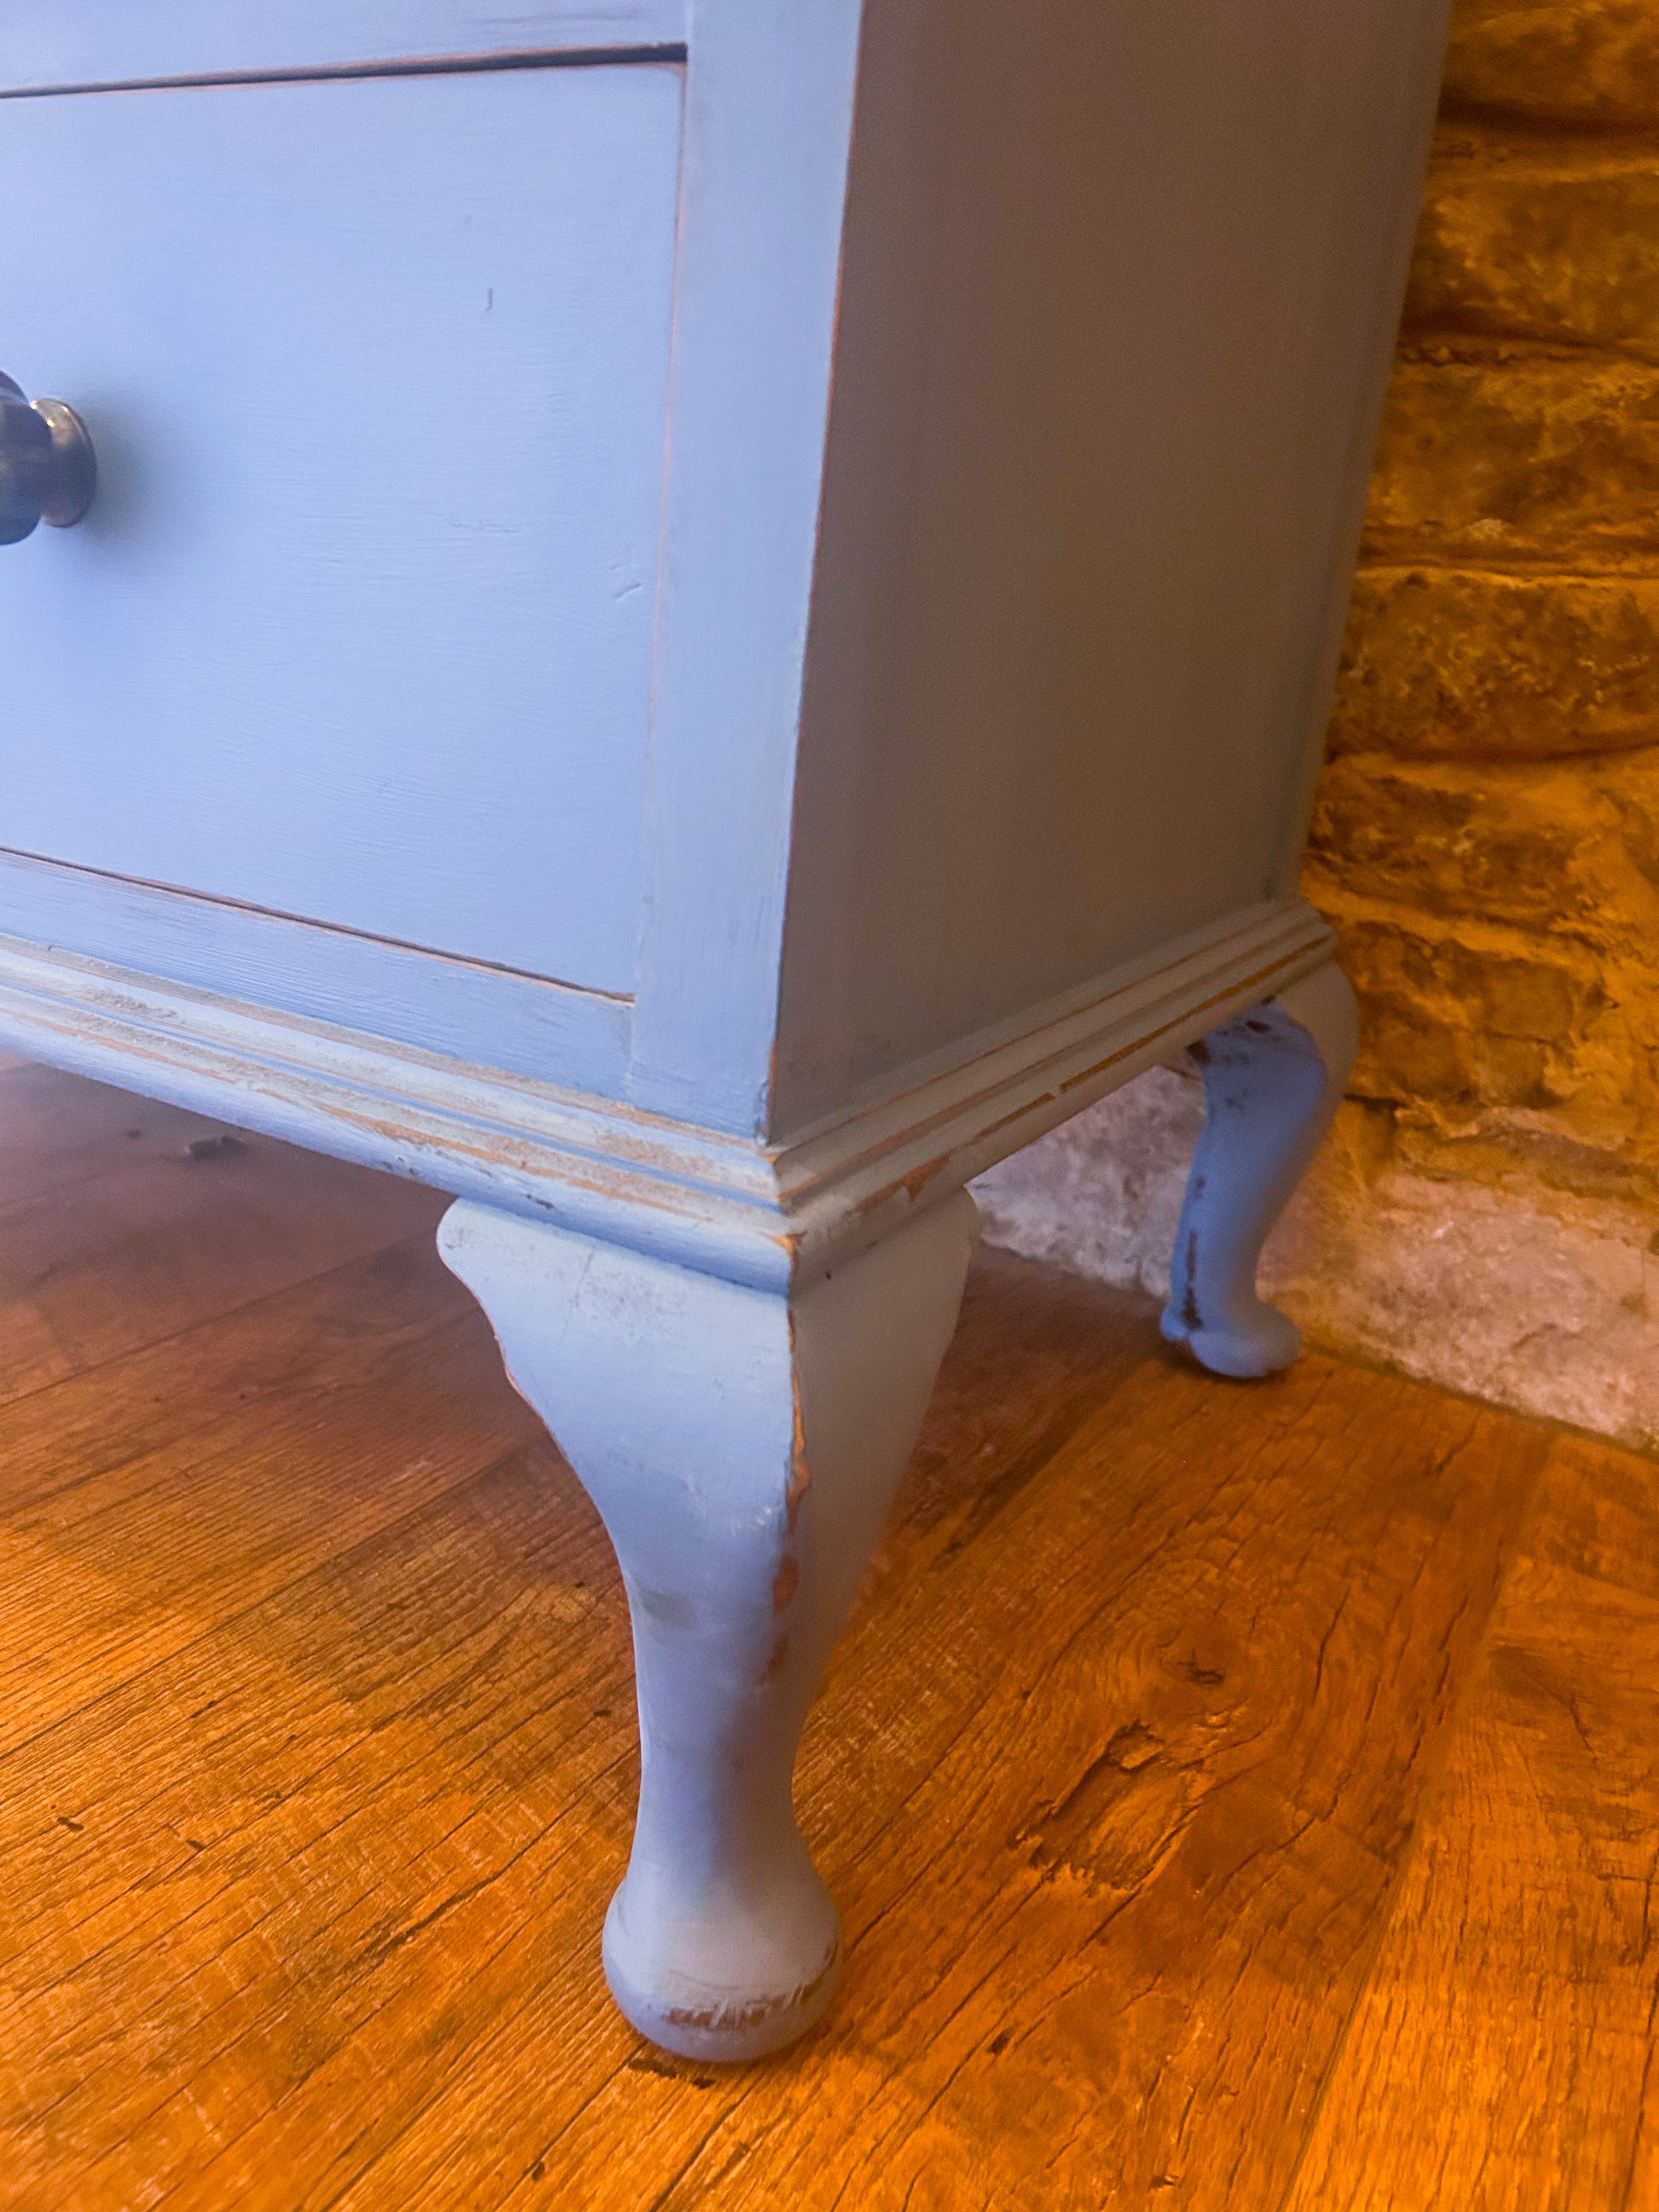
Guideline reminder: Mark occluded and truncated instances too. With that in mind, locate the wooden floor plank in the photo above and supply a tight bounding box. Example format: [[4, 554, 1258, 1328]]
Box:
[[0, 1120, 442, 1408], [0, 1062, 1645, 2212], [544, 1346, 1545, 2212], [0, 1062, 235, 1209], [0, 1450, 633, 2212], [0, 1300, 540, 1763], [1280, 1428, 1659, 2212], [0, 1236, 460, 1522]]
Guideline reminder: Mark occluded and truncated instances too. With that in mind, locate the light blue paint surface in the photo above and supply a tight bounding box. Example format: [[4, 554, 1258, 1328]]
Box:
[[0, 61, 682, 997], [625, 0, 866, 1135], [0, 0, 687, 94], [0, 0, 1444, 1147], [0, 852, 631, 1094]]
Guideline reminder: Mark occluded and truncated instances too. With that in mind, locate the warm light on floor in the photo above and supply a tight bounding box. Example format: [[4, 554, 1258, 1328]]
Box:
[[1, 1058, 1651, 2206]]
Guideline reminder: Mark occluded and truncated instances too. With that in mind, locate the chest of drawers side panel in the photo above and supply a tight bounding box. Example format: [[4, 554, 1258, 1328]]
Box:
[[769, 0, 1451, 1135]]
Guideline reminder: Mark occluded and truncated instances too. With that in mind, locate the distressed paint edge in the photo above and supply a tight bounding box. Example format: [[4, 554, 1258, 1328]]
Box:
[[0, 897, 1333, 1293], [783, 906, 1338, 1282]]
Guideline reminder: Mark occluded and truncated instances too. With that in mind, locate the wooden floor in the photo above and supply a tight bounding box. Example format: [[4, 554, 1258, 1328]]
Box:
[[1, 1060, 1655, 2211]]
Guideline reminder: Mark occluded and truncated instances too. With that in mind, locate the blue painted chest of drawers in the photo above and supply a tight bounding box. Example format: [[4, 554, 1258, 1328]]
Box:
[[0, 0, 1448, 2057]]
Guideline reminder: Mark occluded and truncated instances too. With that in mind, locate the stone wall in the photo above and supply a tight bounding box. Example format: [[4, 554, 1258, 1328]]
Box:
[[1315, 0, 1659, 1216], [975, 0, 1659, 1449]]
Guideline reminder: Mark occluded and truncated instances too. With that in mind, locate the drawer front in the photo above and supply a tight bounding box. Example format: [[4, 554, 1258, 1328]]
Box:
[[0, 4, 688, 90], [0, 59, 682, 996]]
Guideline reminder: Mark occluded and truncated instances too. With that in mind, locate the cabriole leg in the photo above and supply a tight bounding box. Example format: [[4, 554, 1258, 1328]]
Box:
[[438, 1193, 979, 2061], [1161, 961, 1358, 1379]]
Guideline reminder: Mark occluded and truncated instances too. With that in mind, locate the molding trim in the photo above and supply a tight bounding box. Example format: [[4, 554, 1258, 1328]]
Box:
[[0, 896, 1333, 1291]]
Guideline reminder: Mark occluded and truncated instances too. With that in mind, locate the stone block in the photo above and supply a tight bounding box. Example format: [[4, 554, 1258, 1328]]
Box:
[[1360, 355, 1659, 569], [1407, 151, 1659, 358], [1328, 568, 1659, 760], [1326, 910, 1606, 1113], [1304, 751, 1659, 950], [1301, 885, 1659, 1170], [1442, 0, 1659, 131]]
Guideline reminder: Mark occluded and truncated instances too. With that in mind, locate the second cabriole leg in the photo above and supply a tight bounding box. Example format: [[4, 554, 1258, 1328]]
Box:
[[1162, 961, 1358, 1379], [438, 1192, 979, 2061]]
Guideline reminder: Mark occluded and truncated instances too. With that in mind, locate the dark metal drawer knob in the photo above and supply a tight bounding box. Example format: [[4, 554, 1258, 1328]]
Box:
[[0, 373, 96, 542]]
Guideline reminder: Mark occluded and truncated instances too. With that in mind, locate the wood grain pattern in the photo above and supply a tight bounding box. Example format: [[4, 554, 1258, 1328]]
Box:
[[0, 1063, 442, 1407], [1, 1060, 1652, 2209], [1282, 1428, 1659, 2210]]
